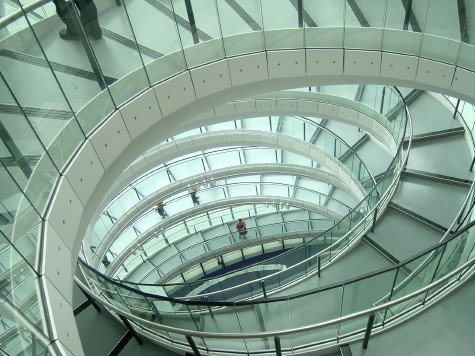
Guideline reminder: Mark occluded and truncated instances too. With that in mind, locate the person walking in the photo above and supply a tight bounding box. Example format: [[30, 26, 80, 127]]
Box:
[[235, 218, 247, 238], [53, 0, 102, 40], [155, 201, 167, 218], [188, 186, 200, 206]]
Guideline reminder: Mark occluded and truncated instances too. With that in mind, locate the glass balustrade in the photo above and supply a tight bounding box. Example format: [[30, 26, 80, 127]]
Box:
[[111, 204, 339, 283], [98, 180, 355, 270], [78, 207, 475, 354], [94, 131, 407, 302], [90, 114, 379, 256], [1, 0, 475, 354]]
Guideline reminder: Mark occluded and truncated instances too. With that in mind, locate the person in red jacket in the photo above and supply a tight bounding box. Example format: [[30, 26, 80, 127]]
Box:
[[235, 218, 247, 238]]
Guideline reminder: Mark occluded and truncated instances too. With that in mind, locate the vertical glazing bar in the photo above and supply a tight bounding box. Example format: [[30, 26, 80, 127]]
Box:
[[317, 256, 321, 277], [371, 208, 378, 233], [261, 280, 267, 298], [63, 1, 108, 91], [297, 0, 303, 28], [422, 245, 447, 303], [186, 335, 202, 356], [0, 120, 33, 178], [380, 87, 386, 114], [118, 315, 143, 345], [204, 296, 213, 315], [275, 336, 282, 356], [453, 99, 461, 119], [402, 0, 413, 31], [362, 313, 376, 349], [184, 0, 199, 44], [382, 268, 400, 325]]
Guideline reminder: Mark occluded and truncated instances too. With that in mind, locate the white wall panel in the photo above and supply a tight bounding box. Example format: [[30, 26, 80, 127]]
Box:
[[256, 100, 277, 112], [297, 100, 318, 112], [306, 49, 344, 76], [90, 111, 131, 169], [228, 52, 268, 86], [452, 67, 475, 95], [153, 71, 196, 116], [235, 100, 257, 113], [65, 141, 104, 206], [344, 50, 382, 77], [277, 99, 298, 111], [42, 223, 73, 303], [267, 50, 306, 78], [214, 102, 236, 116], [42, 277, 84, 356], [380, 52, 418, 82], [318, 102, 339, 117], [119, 88, 162, 140], [338, 107, 359, 122], [416, 58, 455, 89], [194, 108, 215, 120], [190, 60, 232, 98], [48, 177, 83, 251]]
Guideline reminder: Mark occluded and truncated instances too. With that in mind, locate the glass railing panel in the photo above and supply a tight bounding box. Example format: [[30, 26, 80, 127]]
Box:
[[1, 263, 45, 334], [17, 4, 115, 134], [420, 33, 461, 67], [431, 234, 469, 281], [122, 0, 187, 85], [303, 0, 346, 33], [202, 336, 248, 355], [2, 327, 52, 356], [0, 84, 58, 217], [219, 0, 265, 56], [180, 242, 207, 263], [170, 0, 225, 68], [288, 286, 343, 335], [0, 26, 83, 170], [388, 252, 438, 315], [132, 211, 157, 232], [0, 172, 41, 268], [344, 26, 384, 52], [261, 0, 302, 49], [339, 268, 398, 336]]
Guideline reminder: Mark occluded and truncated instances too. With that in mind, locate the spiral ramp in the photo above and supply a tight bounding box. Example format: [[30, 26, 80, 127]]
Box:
[[2, 1, 475, 356]]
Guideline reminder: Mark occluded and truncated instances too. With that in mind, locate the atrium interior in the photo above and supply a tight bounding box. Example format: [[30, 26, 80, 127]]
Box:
[[2, 1, 475, 355]]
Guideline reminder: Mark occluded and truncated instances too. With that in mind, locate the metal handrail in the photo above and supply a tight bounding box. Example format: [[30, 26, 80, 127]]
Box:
[[0, 0, 51, 28], [97, 180, 355, 267], [85, 87, 410, 300], [75, 236, 475, 338], [104, 113, 378, 213]]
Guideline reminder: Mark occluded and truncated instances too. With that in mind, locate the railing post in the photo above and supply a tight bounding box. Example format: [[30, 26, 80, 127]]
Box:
[[362, 313, 376, 349], [297, 0, 303, 28], [371, 208, 378, 233], [317, 256, 321, 277], [184, 0, 199, 44], [453, 99, 460, 119], [204, 296, 213, 316], [261, 280, 267, 298], [186, 335, 202, 356], [403, 0, 412, 30], [274, 336, 282, 356], [118, 315, 143, 345]]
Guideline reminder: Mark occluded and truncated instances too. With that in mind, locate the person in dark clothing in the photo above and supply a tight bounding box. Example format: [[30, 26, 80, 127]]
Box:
[[53, 0, 102, 40], [155, 201, 167, 219], [188, 186, 200, 206]]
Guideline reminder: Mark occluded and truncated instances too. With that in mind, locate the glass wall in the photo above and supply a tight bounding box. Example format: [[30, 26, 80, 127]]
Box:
[[1, 0, 475, 354]]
